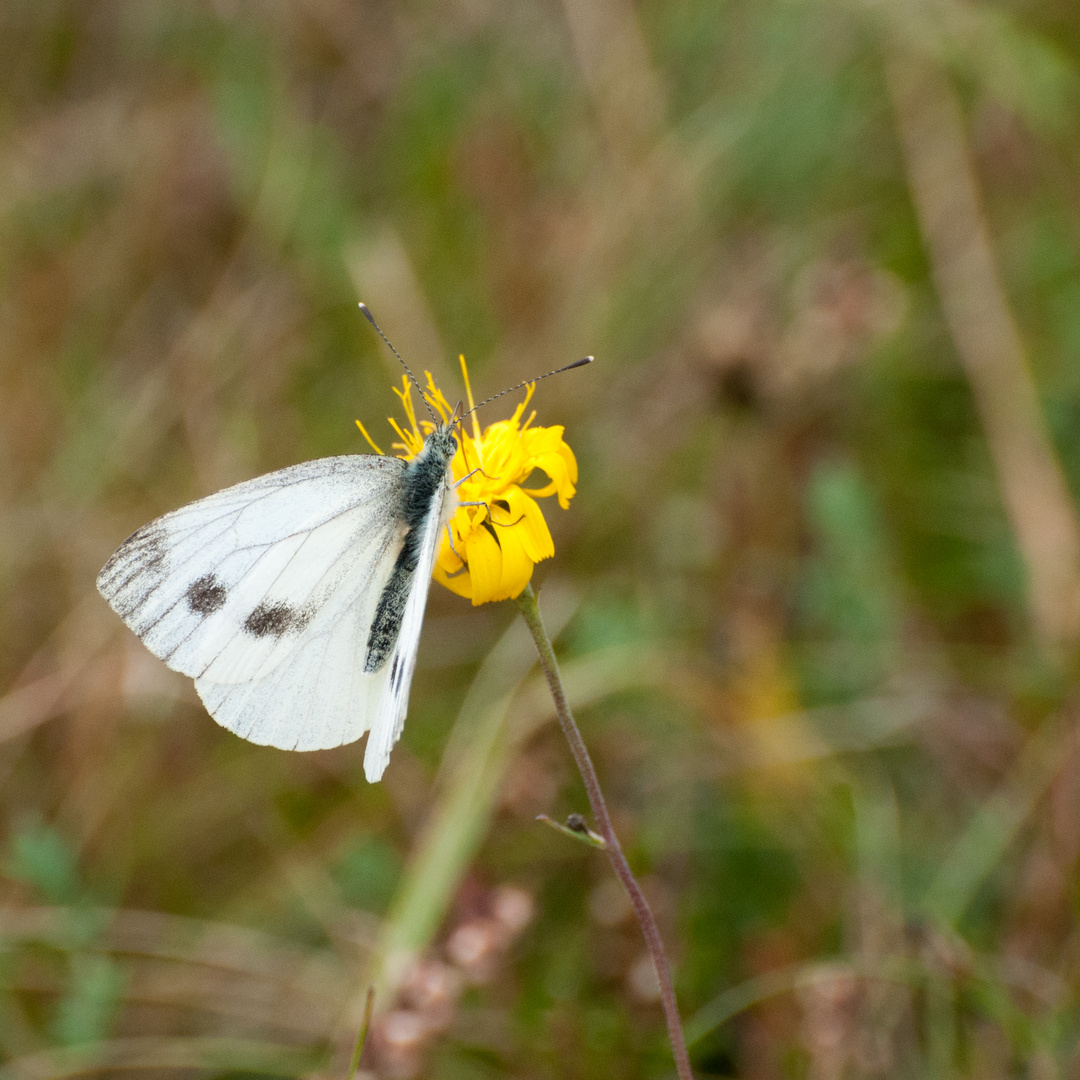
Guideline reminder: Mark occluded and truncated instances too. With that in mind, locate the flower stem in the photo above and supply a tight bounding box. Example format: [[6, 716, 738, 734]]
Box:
[[516, 584, 694, 1080]]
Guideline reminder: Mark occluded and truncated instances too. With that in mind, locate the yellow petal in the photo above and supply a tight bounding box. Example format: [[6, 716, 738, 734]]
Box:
[[499, 488, 554, 563], [477, 425, 522, 487], [519, 427, 577, 506], [463, 525, 505, 605], [463, 517, 539, 604], [433, 560, 474, 600], [487, 521, 536, 601]]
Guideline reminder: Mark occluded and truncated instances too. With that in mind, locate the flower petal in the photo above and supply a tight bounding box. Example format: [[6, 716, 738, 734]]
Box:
[[433, 560, 474, 600], [487, 520, 537, 601], [519, 428, 578, 508], [464, 525, 505, 605], [499, 488, 554, 563]]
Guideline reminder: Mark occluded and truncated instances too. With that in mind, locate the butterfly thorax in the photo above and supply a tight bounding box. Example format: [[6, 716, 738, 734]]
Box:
[[400, 425, 457, 531], [363, 425, 457, 673]]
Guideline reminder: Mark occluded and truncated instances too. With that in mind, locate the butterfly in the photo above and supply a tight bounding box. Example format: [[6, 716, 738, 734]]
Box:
[[97, 306, 590, 781], [98, 416, 458, 781]]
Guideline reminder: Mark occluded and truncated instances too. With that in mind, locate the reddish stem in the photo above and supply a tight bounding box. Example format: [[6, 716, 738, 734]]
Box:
[[517, 585, 694, 1080]]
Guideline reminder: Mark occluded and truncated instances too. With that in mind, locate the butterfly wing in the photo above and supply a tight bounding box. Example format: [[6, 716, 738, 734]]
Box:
[[362, 482, 451, 782], [193, 579, 393, 751], [98, 454, 408, 751]]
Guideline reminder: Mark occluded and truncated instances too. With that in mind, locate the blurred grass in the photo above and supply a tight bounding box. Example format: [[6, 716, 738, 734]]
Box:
[[4, 0, 1080, 1076]]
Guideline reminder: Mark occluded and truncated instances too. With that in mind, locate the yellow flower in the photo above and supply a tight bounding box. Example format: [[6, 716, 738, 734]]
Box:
[[356, 357, 578, 605]]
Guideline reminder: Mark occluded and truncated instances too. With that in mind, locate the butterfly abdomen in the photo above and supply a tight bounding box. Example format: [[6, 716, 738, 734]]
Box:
[[364, 427, 456, 673]]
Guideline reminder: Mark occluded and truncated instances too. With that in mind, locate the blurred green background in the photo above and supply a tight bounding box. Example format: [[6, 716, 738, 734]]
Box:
[[4, 0, 1080, 1076]]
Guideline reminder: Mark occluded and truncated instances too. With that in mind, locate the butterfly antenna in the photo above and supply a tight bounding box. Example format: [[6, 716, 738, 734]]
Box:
[[358, 303, 438, 422], [461, 356, 593, 422]]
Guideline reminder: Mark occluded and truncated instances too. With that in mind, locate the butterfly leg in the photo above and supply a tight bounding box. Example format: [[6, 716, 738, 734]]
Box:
[[456, 440, 499, 486], [454, 466, 498, 486], [444, 522, 465, 561], [443, 523, 469, 577], [459, 499, 524, 529]]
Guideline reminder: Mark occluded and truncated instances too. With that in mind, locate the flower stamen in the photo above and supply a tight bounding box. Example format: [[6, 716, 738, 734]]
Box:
[[458, 353, 482, 443], [354, 420, 385, 456]]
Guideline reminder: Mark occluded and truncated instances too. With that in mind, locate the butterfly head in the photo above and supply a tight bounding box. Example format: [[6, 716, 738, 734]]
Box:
[[421, 422, 458, 468], [419, 402, 465, 471], [404, 421, 458, 491]]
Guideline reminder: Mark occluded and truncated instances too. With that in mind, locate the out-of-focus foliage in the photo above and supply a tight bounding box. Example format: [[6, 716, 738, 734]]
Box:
[[3, 0, 1080, 1076]]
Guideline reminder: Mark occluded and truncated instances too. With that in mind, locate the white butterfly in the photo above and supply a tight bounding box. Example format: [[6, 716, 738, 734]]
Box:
[[97, 419, 460, 783], [99, 300, 590, 782]]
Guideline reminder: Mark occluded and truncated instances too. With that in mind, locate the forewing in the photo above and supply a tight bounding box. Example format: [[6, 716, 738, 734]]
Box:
[[97, 455, 407, 688], [363, 484, 447, 782]]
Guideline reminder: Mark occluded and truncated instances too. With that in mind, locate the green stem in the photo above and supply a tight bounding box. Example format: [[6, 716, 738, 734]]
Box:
[[516, 584, 694, 1080]]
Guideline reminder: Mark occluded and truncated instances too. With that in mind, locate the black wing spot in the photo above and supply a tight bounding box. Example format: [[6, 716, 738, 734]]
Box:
[[244, 601, 295, 638], [186, 574, 227, 615]]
